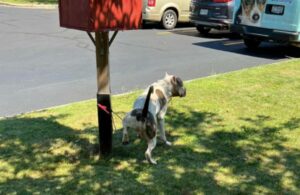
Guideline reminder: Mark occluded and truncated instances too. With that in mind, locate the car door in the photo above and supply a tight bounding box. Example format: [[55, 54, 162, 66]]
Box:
[[262, 0, 300, 32]]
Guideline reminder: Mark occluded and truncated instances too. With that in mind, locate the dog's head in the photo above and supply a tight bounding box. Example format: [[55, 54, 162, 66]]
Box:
[[164, 73, 186, 98], [241, 0, 267, 25]]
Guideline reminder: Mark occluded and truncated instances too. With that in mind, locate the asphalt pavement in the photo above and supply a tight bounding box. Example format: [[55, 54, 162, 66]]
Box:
[[0, 6, 298, 117]]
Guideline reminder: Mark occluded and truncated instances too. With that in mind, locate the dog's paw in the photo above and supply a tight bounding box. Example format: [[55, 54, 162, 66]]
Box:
[[147, 158, 157, 165], [145, 153, 157, 165], [122, 141, 129, 145], [165, 141, 172, 146], [150, 159, 157, 165]]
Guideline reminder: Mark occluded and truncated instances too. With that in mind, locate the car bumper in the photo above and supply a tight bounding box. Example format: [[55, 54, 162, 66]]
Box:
[[231, 24, 300, 44], [142, 8, 161, 22], [189, 2, 233, 30], [190, 17, 232, 29]]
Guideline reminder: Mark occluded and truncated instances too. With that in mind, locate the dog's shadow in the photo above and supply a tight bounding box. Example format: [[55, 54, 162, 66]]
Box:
[[111, 107, 220, 163]]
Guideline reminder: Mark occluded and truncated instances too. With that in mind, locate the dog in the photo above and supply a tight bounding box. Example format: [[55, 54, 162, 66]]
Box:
[[238, 0, 267, 26], [122, 73, 186, 164]]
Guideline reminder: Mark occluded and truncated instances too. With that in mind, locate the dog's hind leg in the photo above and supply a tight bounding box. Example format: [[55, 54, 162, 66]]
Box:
[[122, 126, 130, 145], [157, 118, 172, 146], [145, 137, 157, 164]]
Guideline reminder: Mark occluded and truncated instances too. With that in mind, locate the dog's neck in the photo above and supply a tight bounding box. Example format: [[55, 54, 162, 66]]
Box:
[[156, 79, 173, 101]]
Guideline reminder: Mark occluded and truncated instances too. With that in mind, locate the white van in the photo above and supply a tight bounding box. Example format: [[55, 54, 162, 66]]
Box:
[[232, 0, 300, 48]]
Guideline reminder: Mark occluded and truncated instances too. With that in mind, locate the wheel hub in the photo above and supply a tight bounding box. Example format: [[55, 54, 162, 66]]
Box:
[[165, 13, 174, 27]]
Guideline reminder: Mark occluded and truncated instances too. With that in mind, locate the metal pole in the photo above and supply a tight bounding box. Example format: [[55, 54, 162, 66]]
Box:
[[95, 31, 113, 156]]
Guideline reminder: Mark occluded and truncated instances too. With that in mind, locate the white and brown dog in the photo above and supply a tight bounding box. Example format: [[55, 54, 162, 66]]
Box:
[[122, 73, 186, 164]]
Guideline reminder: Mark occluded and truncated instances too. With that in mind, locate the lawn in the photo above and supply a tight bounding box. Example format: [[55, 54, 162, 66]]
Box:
[[0, 0, 56, 5], [0, 59, 300, 194]]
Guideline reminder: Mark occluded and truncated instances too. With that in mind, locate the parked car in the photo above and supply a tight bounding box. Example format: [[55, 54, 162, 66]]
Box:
[[189, 0, 235, 34], [142, 0, 191, 29], [232, 0, 300, 49]]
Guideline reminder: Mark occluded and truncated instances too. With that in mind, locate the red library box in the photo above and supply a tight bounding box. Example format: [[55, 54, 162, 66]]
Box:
[[59, 0, 142, 32]]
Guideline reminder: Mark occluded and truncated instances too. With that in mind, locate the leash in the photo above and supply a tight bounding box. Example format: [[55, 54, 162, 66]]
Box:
[[98, 103, 123, 132], [97, 93, 173, 132]]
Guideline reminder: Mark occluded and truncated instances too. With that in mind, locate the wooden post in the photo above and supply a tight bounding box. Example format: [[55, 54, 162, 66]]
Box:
[[95, 31, 113, 156]]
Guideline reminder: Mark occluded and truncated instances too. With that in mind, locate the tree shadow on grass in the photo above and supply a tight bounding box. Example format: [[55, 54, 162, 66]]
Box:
[[0, 108, 299, 194], [24, 0, 57, 4], [0, 114, 153, 193], [163, 107, 300, 194]]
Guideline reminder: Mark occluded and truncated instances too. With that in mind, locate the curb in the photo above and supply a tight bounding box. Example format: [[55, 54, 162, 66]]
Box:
[[0, 2, 57, 9]]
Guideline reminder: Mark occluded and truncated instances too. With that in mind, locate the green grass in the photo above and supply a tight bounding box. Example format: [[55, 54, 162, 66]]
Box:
[[0, 0, 57, 5], [1, 59, 300, 194]]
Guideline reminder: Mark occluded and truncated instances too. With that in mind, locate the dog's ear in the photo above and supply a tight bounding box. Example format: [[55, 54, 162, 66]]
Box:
[[165, 72, 170, 78], [171, 76, 176, 85]]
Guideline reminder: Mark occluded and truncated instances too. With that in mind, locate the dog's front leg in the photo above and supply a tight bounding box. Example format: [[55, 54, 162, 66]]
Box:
[[157, 118, 172, 146]]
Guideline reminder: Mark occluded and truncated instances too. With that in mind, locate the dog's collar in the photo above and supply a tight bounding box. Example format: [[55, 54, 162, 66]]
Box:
[[162, 80, 174, 100], [154, 79, 173, 101]]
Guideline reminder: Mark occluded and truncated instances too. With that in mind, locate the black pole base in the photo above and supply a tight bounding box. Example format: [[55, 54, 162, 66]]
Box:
[[97, 94, 113, 157]]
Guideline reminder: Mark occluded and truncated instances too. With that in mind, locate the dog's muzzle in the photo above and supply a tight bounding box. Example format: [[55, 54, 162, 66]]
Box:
[[179, 88, 186, 97]]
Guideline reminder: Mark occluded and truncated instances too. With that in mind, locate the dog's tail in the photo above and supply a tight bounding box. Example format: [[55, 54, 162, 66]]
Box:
[[142, 86, 154, 120]]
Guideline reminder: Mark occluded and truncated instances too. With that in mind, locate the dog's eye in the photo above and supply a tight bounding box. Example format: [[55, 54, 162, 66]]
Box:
[[176, 77, 183, 87]]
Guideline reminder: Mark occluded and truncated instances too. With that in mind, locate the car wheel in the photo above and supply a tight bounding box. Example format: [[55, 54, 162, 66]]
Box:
[[244, 38, 261, 50], [196, 25, 211, 35], [142, 20, 147, 28], [161, 9, 177, 30]]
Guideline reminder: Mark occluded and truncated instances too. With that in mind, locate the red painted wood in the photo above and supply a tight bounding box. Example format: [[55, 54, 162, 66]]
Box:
[[59, 0, 142, 31]]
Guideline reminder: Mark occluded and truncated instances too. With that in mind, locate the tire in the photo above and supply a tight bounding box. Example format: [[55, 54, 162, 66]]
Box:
[[244, 38, 261, 50], [142, 20, 147, 28], [161, 9, 177, 30], [196, 25, 211, 35]]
